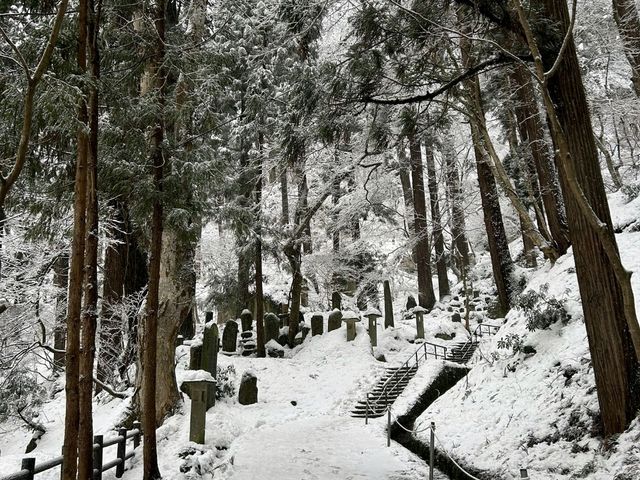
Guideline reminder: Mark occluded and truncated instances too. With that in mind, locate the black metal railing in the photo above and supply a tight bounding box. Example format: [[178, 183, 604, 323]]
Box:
[[0, 422, 141, 480]]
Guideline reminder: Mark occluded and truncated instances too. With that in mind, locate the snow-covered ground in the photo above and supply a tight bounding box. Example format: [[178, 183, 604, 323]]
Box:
[[413, 220, 640, 479]]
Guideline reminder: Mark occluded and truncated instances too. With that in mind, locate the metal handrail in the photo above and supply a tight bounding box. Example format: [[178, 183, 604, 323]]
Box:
[[375, 341, 448, 406]]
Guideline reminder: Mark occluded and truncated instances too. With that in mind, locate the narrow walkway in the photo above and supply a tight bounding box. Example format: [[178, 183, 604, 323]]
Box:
[[225, 416, 447, 480]]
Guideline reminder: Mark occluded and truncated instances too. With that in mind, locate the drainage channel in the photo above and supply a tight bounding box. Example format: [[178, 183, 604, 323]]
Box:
[[390, 365, 496, 480]]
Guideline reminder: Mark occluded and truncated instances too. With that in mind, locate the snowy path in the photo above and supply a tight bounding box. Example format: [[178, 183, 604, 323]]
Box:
[[225, 415, 442, 480]]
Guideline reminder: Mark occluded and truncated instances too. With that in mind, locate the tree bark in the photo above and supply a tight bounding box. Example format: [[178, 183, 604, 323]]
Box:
[[612, 0, 640, 96], [458, 18, 515, 314], [408, 132, 436, 309], [154, 228, 194, 423], [78, 0, 100, 474], [62, 0, 89, 475], [280, 165, 289, 225], [538, 0, 640, 436], [425, 146, 450, 298], [499, 0, 640, 436], [255, 134, 265, 357], [442, 137, 471, 271], [511, 64, 570, 254], [140, 0, 165, 476]]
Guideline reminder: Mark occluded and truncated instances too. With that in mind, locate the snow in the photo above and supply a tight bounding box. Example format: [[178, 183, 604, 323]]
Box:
[[413, 231, 640, 480], [180, 370, 216, 384]]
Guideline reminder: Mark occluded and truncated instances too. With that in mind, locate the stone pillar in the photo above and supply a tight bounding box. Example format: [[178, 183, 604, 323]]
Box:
[[328, 309, 343, 332], [365, 316, 379, 346], [415, 311, 425, 339], [344, 320, 359, 341], [201, 323, 219, 408], [189, 343, 203, 370], [310, 314, 323, 336], [222, 320, 238, 353], [264, 313, 280, 343], [240, 309, 253, 332], [238, 371, 258, 405], [185, 381, 213, 444], [383, 280, 394, 328], [331, 292, 341, 310]]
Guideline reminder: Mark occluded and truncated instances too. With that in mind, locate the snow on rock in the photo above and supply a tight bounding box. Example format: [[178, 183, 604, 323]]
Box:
[[179, 369, 216, 384]]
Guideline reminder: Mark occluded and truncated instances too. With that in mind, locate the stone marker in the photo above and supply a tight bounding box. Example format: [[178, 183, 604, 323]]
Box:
[[205, 311, 213, 323], [383, 280, 394, 328], [201, 323, 219, 408], [451, 312, 461, 323], [266, 339, 285, 358], [331, 291, 341, 310], [363, 308, 382, 347], [277, 313, 288, 328], [342, 310, 360, 342], [413, 306, 427, 339], [189, 343, 203, 370], [310, 314, 324, 336], [328, 309, 343, 332], [406, 295, 417, 310], [240, 309, 253, 332], [222, 320, 238, 353], [264, 313, 280, 343], [181, 376, 215, 444], [238, 371, 258, 405]]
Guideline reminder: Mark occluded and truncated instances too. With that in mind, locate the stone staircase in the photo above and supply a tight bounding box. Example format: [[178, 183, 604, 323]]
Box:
[[351, 337, 482, 419]]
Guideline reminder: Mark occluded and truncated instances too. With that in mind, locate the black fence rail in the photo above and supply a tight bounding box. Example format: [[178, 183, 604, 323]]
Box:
[[0, 422, 141, 480]]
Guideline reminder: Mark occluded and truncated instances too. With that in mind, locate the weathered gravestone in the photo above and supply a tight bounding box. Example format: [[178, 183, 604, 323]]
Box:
[[413, 306, 427, 339], [189, 343, 203, 370], [364, 308, 382, 347], [222, 320, 238, 353], [331, 291, 341, 310], [240, 309, 253, 332], [451, 312, 461, 323], [264, 313, 280, 343], [238, 371, 258, 405], [310, 314, 323, 336], [201, 323, 219, 408], [328, 309, 343, 332]]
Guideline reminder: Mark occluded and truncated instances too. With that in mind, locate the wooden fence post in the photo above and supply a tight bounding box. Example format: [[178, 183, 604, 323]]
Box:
[[133, 421, 141, 448], [60, 445, 64, 480], [93, 435, 103, 480], [116, 427, 127, 478], [429, 422, 435, 480], [21, 458, 35, 480]]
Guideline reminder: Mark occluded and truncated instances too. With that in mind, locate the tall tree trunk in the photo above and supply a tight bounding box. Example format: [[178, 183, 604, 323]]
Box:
[[255, 133, 265, 357], [52, 252, 69, 372], [287, 162, 308, 345], [154, 228, 194, 423], [78, 0, 100, 474], [612, 0, 640, 97], [459, 21, 515, 314], [425, 145, 450, 298], [280, 165, 289, 225], [62, 0, 89, 475], [140, 0, 165, 476], [511, 64, 570, 254], [442, 138, 471, 270], [529, 0, 640, 435], [408, 132, 436, 309]]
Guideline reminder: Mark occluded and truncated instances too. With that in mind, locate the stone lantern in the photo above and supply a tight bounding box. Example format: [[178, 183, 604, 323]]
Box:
[[363, 308, 382, 346], [341, 310, 361, 341], [412, 305, 428, 339]]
